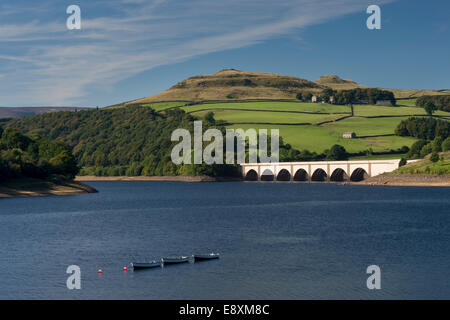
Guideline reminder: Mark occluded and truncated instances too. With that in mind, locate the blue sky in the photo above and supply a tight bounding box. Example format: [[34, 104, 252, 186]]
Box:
[[0, 0, 449, 107]]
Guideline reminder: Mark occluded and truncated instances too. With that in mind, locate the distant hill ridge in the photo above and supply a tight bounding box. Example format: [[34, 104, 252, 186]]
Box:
[[0, 107, 91, 119]]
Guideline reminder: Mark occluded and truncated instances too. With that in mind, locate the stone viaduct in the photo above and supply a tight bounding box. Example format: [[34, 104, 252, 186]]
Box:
[[239, 160, 403, 182]]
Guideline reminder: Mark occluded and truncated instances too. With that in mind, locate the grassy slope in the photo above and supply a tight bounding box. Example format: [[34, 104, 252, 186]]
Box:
[[181, 101, 351, 114], [192, 110, 343, 124], [145, 100, 449, 154], [395, 152, 450, 175]]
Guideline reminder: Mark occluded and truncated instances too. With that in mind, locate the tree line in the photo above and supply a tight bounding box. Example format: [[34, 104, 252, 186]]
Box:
[[297, 88, 396, 105], [416, 95, 450, 114], [395, 117, 450, 162], [0, 127, 78, 182]]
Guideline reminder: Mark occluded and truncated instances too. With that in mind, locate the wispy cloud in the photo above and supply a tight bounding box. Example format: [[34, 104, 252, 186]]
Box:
[[0, 0, 395, 106]]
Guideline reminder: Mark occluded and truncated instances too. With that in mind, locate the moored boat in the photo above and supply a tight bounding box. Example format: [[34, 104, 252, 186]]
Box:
[[131, 261, 162, 270], [162, 256, 190, 264], [193, 253, 220, 261]]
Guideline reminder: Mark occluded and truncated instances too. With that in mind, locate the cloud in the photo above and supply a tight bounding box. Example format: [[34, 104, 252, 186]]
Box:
[[0, 0, 395, 106]]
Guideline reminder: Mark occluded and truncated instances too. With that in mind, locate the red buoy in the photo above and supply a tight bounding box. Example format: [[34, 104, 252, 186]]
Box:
[[123, 267, 128, 271], [98, 269, 103, 274]]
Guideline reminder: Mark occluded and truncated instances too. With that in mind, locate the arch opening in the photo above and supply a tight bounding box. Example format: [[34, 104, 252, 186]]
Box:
[[276, 169, 291, 181], [350, 168, 369, 182], [311, 168, 327, 182], [244, 169, 258, 181], [330, 168, 349, 182], [293, 169, 308, 181], [260, 169, 274, 181]]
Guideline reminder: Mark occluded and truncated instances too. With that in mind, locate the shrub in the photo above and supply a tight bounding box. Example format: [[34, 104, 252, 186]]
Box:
[[442, 137, 450, 152], [398, 158, 407, 167], [430, 152, 439, 163], [420, 143, 432, 158]]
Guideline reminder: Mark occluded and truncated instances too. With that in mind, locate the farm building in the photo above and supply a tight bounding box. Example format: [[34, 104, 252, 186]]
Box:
[[376, 100, 393, 106], [311, 95, 321, 103], [342, 132, 356, 139]]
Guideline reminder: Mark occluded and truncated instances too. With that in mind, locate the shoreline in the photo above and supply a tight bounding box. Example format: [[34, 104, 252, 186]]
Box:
[[76, 174, 450, 187], [0, 179, 98, 198], [75, 175, 242, 182], [344, 174, 450, 187]]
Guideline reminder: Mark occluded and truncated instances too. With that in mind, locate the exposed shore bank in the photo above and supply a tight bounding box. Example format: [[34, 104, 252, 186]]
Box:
[[76, 174, 450, 186], [345, 174, 450, 187], [75, 175, 242, 182], [0, 179, 98, 198]]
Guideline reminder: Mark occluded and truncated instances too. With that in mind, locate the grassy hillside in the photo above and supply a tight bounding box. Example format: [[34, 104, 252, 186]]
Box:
[[107, 70, 449, 109], [143, 100, 449, 154], [315, 75, 368, 90], [395, 152, 450, 174], [121, 69, 324, 104]]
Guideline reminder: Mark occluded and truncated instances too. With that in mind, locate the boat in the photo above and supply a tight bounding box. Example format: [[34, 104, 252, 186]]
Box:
[[193, 253, 220, 261], [162, 256, 190, 265], [131, 261, 162, 270]]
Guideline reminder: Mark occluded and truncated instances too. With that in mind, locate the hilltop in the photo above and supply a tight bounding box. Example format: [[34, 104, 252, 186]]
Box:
[[124, 69, 324, 105], [114, 70, 449, 106], [315, 75, 368, 90]]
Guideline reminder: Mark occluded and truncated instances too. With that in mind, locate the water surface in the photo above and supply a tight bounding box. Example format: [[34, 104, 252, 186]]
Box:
[[0, 182, 449, 299]]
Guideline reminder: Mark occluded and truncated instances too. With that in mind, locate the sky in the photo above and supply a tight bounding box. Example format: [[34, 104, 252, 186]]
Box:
[[0, 0, 449, 107]]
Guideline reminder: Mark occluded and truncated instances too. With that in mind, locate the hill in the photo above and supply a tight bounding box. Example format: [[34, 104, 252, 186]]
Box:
[[123, 69, 324, 105], [315, 75, 368, 90], [0, 107, 90, 119], [112, 70, 450, 107]]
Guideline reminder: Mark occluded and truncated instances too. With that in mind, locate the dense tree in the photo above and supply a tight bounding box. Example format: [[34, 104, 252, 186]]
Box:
[[423, 101, 437, 116], [332, 88, 396, 105], [303, 92, 313, 102], [320, 88, 335, 103], [398, 158, 407, 167], [395, 117, 450, 140], [416, 95, 450, 112], [406, 140, 428, 158], [443, 137, 450, 152], [0, 128, 78, 182], [430, 152, 439, 163], [326, 144, 348, 160]]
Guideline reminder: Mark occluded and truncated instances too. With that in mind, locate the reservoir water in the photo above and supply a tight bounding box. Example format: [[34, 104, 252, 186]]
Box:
[[0, 181, 449, 299]]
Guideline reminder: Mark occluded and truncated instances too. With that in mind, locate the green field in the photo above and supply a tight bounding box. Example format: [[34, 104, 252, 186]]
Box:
[[226, 124, 416, 153], [322, 116, 410, 136], [192, 109, 343, 124], [396, 98, 417, 107], [144, 100, 450, 155], [180, 101, 351, 114], [352, 104, 449, 117]]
